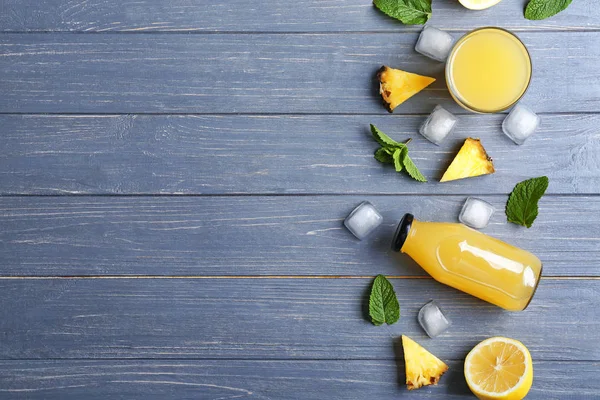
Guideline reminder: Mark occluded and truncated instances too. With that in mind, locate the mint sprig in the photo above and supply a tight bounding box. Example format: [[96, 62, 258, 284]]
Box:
[[373, 0, 432, 25], [369, 275, 400, 326], [370, 124, 427, 182], [525, 0, 572, 20], [506, 176, 549, 228]]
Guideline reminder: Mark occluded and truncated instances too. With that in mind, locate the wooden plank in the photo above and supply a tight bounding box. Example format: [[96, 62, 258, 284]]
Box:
[[1, 195, 597, 277], [2, 114, 599, 195], [0, 0, 597, 32], [0, 359, 596, 400], [0, 278, 596, 361], [0, 32, 598, 114]]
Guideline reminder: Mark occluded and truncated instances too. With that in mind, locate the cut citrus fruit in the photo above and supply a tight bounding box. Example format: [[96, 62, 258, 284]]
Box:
[[402, 335, 448, 390], [377, 66, 436, 113], [458, 0, 502, 10], [464, 337, 533, 400], [440, 138, 495, 182]]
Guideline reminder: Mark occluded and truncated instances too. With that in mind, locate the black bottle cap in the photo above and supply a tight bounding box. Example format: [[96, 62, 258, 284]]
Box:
[[391, 213, 414, 252]]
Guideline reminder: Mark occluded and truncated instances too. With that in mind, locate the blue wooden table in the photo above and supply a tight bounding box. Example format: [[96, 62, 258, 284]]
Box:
[[0, 1, 599, 398]]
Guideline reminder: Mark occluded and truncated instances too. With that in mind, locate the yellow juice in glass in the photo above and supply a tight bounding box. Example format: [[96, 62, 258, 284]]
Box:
[[446, 27, 532, 113], [392, 214, 542, 311]]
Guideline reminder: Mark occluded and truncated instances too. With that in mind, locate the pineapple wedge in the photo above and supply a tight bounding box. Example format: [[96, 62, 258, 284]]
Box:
[[377, 66, 436, 113], [440, 138, 495, 182], [402, 335, 448, 390]]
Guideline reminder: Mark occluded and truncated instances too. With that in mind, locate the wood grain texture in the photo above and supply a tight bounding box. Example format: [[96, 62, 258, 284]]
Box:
[[0, 0, 598, 397], [0, 359, 597, 399], [0, 0, 597, 32], [0, 278, 597, 361], [2, 114, 599, 195], [1, 196, 598, 276], [1, 32, 599, 114]]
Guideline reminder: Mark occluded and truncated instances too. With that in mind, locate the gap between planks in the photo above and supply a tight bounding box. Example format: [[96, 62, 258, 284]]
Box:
[[2, 29, 600, 35], [0, 111, 597, 116], [0, 357, 596, 363], [3, 359, 599, 363], [0, 275, 596, 280], [2, 193, 600, 198]]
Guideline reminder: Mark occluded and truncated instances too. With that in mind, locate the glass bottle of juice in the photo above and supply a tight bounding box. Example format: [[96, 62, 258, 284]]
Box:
[[392, 214, 542, 311]]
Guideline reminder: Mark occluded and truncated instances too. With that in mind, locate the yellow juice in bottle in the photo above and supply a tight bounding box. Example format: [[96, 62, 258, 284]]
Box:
[[392, 214, 542, 311], [446, 27, 532, 113]]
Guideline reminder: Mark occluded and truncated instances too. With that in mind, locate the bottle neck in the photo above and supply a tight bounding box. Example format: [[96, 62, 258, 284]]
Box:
[[391, 213, 414, 252], [400, 219, 425, 255]]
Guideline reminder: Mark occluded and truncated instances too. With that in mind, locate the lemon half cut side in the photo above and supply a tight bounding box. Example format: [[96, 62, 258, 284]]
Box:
[[464, 337, 533, 400], [459, 0, 502, 10]]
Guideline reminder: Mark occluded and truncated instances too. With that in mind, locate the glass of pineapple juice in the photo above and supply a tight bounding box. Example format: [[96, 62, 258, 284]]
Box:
[[446, 27, 532, 114]]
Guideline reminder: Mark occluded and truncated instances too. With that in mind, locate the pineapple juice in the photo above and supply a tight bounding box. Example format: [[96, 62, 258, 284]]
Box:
[[446, 28, 531, 113], [392, 214, 542, 311]]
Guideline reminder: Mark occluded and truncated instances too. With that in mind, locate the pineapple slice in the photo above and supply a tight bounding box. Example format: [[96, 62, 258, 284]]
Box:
[[377, 66, 436, 113], [402, 335, 448, 390], [440, 138, 495, 182]]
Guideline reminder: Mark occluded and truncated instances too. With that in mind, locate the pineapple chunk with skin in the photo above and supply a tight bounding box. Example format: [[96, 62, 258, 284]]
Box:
[[440, 138, 495, 182], [402, 335, 448, 390], [377, 66, 436, 113]]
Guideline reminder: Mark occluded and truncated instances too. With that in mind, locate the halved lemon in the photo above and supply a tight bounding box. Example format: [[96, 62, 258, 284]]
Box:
[[464, 337, 533, 400], [458, 0, 502, 10]]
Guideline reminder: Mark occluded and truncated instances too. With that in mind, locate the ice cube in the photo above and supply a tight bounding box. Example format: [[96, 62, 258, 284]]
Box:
[[418, 300, 451, 338], [459, 197, 495, 229], [344, 201, 383, 240], [415, 26, 454, 62], [502, 104, 540, 145], [419, 105, 458, 145]]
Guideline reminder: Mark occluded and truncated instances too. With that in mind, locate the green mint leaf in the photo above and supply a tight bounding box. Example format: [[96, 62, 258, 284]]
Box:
[[399, 145, 408, 160], [369, 275, 400, 326], [370, 124, 401, 148], [525, 0, 572, 20], [402, 152, 427, 182], [392, 149, 404, 172], [373, 0, 432, 25], [374, 147, 394, 164], [368, 125, 422, 181], [506, 176, 549, 228]]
